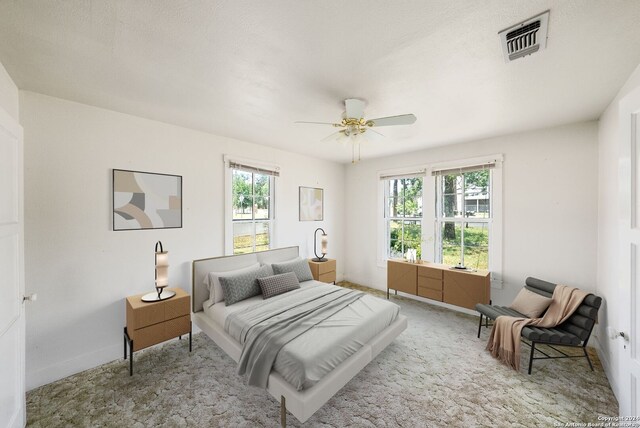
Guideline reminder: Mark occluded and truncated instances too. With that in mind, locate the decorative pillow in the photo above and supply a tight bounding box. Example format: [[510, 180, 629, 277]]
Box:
[[509, 288, 553, 318], [272, 258, 314, 282], [219, 264, 274, 306], [203, 263, 260, 304], [258, 272, 300, 299]]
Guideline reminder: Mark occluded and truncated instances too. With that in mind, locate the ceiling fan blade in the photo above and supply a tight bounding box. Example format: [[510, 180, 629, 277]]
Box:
[[320, 131, 345, 142], [359, 129, 384, 143], [295, 121, 339, 126], [367, 114, 417, 127], [345, 98, 365, 119]]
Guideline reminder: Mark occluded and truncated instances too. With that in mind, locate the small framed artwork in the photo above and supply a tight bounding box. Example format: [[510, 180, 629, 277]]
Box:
[[299, 186, 323, 221], [113, 169, 182, 231]]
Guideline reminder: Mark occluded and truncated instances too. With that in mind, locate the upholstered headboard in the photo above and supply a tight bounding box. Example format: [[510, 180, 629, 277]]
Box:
[[191, 246, 300, 312]]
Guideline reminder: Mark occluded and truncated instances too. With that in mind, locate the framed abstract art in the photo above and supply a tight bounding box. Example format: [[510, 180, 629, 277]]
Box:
[[299, 186, 323, 221], [112, 169, 182, 231]]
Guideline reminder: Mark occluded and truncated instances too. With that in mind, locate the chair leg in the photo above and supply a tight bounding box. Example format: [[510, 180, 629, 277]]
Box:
[[477, 314, 483, 338], [528, 341, 536, 375], [584, 347, 594, 371]]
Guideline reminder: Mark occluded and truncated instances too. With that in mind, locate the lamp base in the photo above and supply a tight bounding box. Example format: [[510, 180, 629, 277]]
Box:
[[312, 257, 327, 262], [141, 289, 176, 302]]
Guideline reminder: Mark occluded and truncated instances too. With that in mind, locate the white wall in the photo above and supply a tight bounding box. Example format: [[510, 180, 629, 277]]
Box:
[[0, 60, 18, 121], [344, 122, 599, 307], [20, 91, 346, 390], [596, 63, 640, 402]]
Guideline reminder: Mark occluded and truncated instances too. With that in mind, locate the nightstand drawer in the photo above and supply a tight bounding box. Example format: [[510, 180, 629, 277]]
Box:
[[317, 260, 336, 275], [131, 322, 165, 351], [164, 315, 190, 339], [165, 295, 190, 320], [318, 271, 336, 283], [129, 302, 164, 330]]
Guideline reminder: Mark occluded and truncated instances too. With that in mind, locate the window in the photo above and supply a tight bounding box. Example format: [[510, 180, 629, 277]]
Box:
[[383, 175, 424, 259], [435, 165, 492, 270], [225, 157, 278, 255]]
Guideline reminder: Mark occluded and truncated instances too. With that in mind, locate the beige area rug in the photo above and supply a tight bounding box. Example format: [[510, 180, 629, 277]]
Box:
[[27, 282, 618, 427]]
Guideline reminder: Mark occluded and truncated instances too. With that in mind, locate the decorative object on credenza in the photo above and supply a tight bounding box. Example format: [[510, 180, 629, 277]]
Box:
[[113, 169, 182, 231], [299, 186, 323, 221], [312, 228, 328, 262], [141, 241, 176, 302], [405, 249, 417, 263]]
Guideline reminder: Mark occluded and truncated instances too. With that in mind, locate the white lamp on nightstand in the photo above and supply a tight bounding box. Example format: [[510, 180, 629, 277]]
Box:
[[141, 241, 176, 302]]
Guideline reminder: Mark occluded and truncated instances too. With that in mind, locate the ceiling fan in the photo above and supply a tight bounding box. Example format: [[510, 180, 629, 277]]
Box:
[[296, 99, 417, 163]]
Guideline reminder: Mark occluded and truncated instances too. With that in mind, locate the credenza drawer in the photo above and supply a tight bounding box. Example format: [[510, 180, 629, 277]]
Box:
[[418, 276, 443, 291], [418, 287, 443, 301], [418, 266, 443, 280]]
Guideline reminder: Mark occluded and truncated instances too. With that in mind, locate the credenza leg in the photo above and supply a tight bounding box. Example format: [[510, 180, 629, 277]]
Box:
[[189, 323, 192, 352]]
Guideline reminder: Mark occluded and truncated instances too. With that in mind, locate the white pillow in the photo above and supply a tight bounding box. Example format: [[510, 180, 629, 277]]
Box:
[[260, 256, 301, 271], [203, 263, 260, 305]]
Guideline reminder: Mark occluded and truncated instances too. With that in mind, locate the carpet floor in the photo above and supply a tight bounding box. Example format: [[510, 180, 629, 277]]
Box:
[[26, 282, 618, 427]]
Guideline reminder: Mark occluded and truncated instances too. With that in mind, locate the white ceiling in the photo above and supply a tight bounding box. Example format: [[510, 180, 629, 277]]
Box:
[[1, 1, 640, 163]]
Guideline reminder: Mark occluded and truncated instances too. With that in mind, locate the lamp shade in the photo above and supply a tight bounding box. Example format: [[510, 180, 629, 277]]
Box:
[[143, 241, 176, 302], [155, 252, 169, 267], [321, 234, 328, 254]]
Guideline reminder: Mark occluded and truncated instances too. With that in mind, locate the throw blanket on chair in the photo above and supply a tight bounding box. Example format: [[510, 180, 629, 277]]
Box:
[[486, 285, 589, 371]]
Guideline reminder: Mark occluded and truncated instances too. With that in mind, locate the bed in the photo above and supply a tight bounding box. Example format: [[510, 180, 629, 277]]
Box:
[[191, 246, 407, 426]]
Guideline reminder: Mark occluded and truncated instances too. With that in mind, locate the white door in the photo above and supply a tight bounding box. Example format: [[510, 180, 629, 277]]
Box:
[[619, 85, 640, 416], [0, 105, 25, 427]]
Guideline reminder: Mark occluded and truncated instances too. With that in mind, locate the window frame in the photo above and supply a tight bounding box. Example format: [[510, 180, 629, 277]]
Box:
[[434, 170, 492, 270], [384, 177, 424, 260], [224, 155, 279, 255], [428, 154, 503, 288], [376, 166, 427, 267]]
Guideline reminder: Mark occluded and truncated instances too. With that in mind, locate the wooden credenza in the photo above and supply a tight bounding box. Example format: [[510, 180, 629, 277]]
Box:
[[387, 259, 490, 310]]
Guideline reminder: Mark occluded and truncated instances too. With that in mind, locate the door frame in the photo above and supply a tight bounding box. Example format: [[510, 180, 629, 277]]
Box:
[[618, 84, 640, 417]]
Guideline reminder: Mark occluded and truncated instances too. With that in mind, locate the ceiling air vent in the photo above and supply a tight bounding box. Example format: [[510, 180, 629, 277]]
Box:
[[499, 10, 550, 62]]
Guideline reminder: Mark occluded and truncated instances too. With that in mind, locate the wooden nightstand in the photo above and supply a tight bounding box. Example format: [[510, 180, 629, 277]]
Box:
[[124, 287, 191, 375], [308, 258, 336, 283]]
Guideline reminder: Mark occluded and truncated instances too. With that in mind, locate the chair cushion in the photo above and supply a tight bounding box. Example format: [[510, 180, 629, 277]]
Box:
[[509, 288, 552, 318]]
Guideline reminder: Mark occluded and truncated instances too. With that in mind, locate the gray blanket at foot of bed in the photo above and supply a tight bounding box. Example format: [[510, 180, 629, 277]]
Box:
[[225, 285, 365, 388]]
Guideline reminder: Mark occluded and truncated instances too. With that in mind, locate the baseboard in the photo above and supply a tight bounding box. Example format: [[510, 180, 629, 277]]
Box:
[[592, 335, 621, 403], [26, 342, 123, 391]]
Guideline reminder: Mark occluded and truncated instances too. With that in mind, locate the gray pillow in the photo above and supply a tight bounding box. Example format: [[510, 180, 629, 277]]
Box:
[[219, 264, 274, 306], [258, 272, 300, 299], [272, 258, 314, 282]]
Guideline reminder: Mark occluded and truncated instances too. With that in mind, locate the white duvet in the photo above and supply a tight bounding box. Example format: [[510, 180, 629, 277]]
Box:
[[203, 280, 400, 390]]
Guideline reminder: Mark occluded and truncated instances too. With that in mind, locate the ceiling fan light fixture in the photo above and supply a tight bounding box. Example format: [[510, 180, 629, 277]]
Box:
[[296, 98, 417, 164]]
